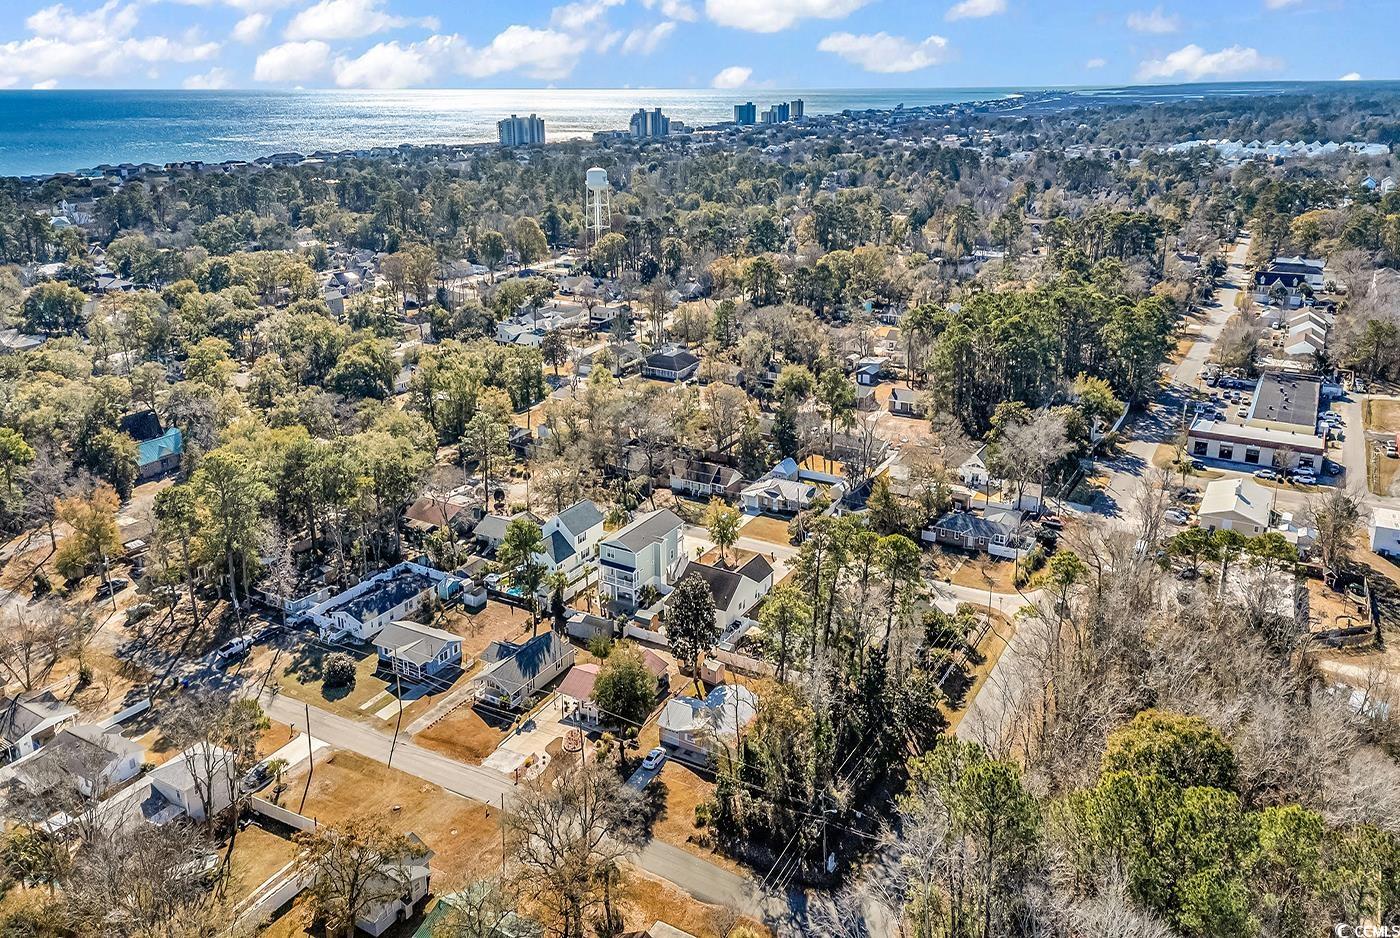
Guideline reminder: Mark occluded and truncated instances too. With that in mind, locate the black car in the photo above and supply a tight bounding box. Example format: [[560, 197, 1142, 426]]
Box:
[[95, 578, 130, 599], [252, 622, 285, 644]]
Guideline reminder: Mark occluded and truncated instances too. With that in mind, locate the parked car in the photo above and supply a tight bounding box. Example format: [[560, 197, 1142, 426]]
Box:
[[1325, 460, 1344, 476], [1386, 442, 1399, 459], [214, 634, 254, 667], [1164, 508, 1192, 526], [1176, 566, 1199, 580], [1254, 469, 1281, 481], [1291, 470, 1318, 486], [1039, 514, 1064, 531], [240, 762, 273, 794], [95, 577, 130, 599], [252, 622, 285, 644], [124, 603, 156, 625], [642, 747, 667, 771], [1235, 406, 1248, 418]]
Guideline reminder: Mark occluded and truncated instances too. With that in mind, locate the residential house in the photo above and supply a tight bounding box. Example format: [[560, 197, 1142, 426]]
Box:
[[16, 723, 144, 797], [855, 385, 878, 412], [374, 620, 463, 681], [599, 508, 685, 608], [924, 508, 1028, 558], [471, 511, 540, 553], [536, 499, 606, 598], [471, 631, 576, 709], [558, 648, 668, 725], [659, 684, 758, 766], [307, 562, 449, 641], [353, 834, 435, 937], [0, 328, 46, 355], [0, 693, 78, 762], [738, 473, 817, 515], [1198, 477, 1273, 537], [1370, 507, 1400, 558], [957, 445, 993, 489], [403, 495, 479, 539], [671, 554, 774, 630], [137, 744, 236, 825], [670, 459, 744, 499], [641, 345, 700, 382], [578, 340, 646, 378], [851, 356, 886, 386], [888, 386, 926, 417]]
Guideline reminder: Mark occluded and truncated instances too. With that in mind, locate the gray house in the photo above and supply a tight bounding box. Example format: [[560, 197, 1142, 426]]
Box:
[[470, 631, 576, 709], [374, 620, 463, 681]]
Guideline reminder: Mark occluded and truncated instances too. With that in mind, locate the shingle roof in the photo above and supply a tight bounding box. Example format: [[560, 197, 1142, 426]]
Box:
[[0, 693, 77, 746], [555, 499, 604, 539], [374, 620, 461, 667], [607, 508, 685, 552], [479, 631, 571, 691]]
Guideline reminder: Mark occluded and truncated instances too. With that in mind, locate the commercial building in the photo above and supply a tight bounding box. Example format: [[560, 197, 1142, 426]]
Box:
[[1186, 417, 1325, 472], [1245, 373, 1321, 434], [1198, 477, 1273, 537], [790, 98, 804, 119], [497, 114, 545, 147], [629, 107, 671, 138], [734, 102, 756, 125]]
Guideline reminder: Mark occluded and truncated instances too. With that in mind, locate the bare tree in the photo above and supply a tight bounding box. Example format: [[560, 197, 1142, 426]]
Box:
[[296, 814, 424, 938], [0, 601, 88, 692]]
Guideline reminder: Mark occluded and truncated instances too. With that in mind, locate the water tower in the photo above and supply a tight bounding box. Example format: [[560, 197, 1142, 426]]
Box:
[[584, 167, 610, 249]]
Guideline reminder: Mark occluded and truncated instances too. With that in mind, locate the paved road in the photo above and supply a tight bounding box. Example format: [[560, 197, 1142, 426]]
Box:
[[257, 689, 781, 921]]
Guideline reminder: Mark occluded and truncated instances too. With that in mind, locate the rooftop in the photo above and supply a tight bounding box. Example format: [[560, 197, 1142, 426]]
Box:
[[329, 569, 435, 625], [606, 508, 685, 552], [1247, 373, 1320, 429], [374, 620, 461, 667]]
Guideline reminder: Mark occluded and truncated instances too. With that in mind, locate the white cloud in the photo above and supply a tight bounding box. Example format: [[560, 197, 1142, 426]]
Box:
[[33, 79, 59, 89], [1264, 0, 1301, 7], [710, 64, 751, 88], [253, 39, 330, 81], [1085, 57, 1107, 68], [167, 0, 297, 10], [285, 0, 425, 41], [551, 0, 625, 32], [1136, 43, 1281, 81], [232, 12, 269, 42], [817, 31, 949, 73], [622, 21, 676, 54], [945, 0, 1005, 21], [705, 0, 871, 33], [184, 66, 231, 88], [641, 0, 698, 21], [1126, 7, 1179, 33], [453, 26, 587, 80], [0, 4, 220, 88], [1340, 71, 1361, 81], [333, 40, 434, 87]]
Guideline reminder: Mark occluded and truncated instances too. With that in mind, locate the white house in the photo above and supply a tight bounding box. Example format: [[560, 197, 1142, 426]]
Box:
[[0, 692, 78, 762], [307, 562, 450, 641], [535, 499, 606, 599], [1198, 477, 1273, 537], [139, 744, 236, 825], [1370, 507, 1400, 558], [738, 476, 817, 515], [17, 724, 145, 797], [470, 631, 575, 710], [374, 620, 463, 681], [888, 386, 925, 417], [641, 345, 700, 382], [352, 834, 435, 937], [670, 459, 744, 499], [957, 445, 993, 489], [671, 555, 774, 630], [599, 508, 685, 608], [659, 684, 758, 766]]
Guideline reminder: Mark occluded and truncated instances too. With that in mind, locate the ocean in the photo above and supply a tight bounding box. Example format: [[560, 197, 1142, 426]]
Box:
[[0, 81, 1386, 178]]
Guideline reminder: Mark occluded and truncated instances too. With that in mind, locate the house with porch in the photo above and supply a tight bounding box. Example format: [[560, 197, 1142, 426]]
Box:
[[670, 555, 774, 631], [599, 509, 685, 608], [307, 562, 450, 642], [374, 620, 463, 681], [0, 692, 78, 763], [659, 684, 758, 766], [471, 631, 575, 710], [535, 499, 606, 599], [924, 508, 1028, 559]]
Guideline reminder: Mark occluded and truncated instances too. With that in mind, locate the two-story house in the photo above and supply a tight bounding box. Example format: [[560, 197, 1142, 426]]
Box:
[[535, 499, 606, 599], [599, 508, 686, 608]]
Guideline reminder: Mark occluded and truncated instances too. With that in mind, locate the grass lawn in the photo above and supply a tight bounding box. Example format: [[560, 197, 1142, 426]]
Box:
[[413, 703, 516, 765], [275, 643, 391, 717], [227, 823, 298, 901], [944, 610, 1016, 734], [738, 514, 793, 546], [282, 751, 504, 883], [438, 601, 535, 660], [948, 554, 1019, 594], [1364, 398, 1400, 434], [617, 871, 771, 938], [647, 761, 747, 876]]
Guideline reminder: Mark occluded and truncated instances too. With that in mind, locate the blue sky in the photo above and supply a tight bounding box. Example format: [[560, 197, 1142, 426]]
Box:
[[0, 0, 1389, 91]]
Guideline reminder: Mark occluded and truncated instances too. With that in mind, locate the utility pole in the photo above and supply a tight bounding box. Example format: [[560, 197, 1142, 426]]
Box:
[[298, 702, 313, 813], [388, 669, 404, 769]]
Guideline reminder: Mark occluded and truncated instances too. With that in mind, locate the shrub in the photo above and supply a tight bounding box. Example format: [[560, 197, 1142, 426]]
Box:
[[323, 652, 357, 688], [587, 634, 613, 659]]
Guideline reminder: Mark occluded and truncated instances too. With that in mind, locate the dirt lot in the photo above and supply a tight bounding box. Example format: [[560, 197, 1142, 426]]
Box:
[[414, 701, 517, 765], [617, 871, 771, 938], [1364, 398, 1400, 434], [228, 823, 299, 900], [738, 514, 793, 546], [439, 600, 536, 660], [281, 751, 503, 883]]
